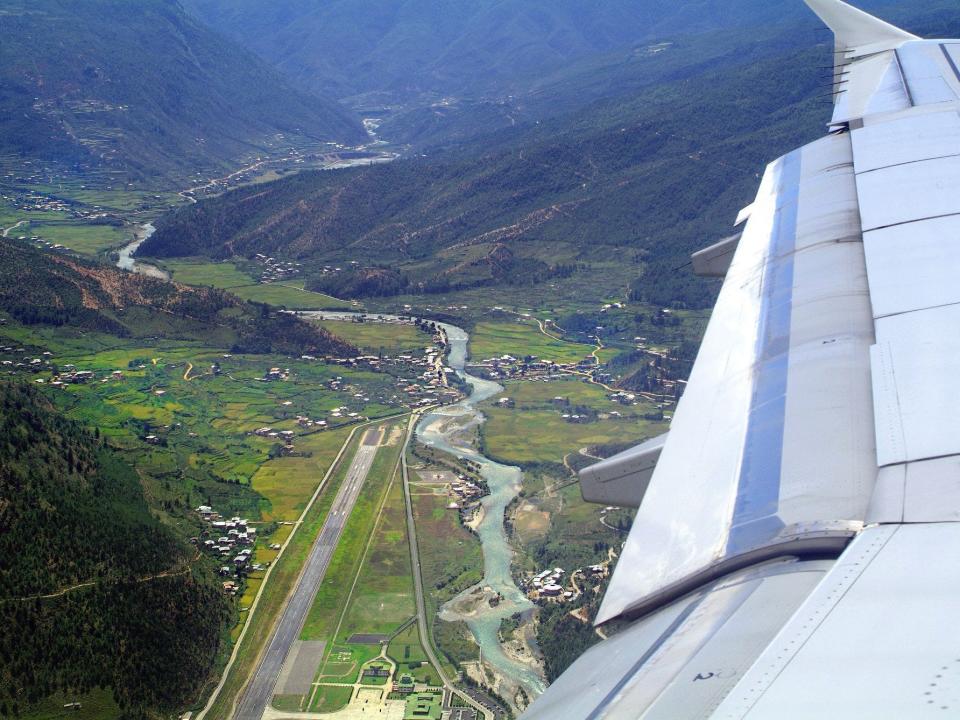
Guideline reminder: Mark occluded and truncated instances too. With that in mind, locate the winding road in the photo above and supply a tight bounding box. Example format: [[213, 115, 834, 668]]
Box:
[[234, 427, 384, 720]]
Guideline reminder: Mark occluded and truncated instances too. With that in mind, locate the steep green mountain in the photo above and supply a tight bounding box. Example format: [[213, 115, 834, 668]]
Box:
[[181, 0, 958, 150], [141, 43, 828, 310], [0, 380, 230, 716], [146, 3, 960, 311], [0, 236, 356, 357], [0, 0, 365, 182]]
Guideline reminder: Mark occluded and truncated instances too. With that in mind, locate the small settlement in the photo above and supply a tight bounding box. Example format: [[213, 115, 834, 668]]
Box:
[[194, 505, 260, 595]]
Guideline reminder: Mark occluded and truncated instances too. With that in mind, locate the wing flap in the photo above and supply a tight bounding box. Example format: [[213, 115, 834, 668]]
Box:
[[596, 132, 876, 625]]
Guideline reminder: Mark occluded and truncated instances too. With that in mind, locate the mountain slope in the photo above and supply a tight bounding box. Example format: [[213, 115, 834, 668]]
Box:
[[181, 0, 930, 103], [148, 3, 960, 310], [141, 43, 830, 310], [0, 380, 230, 715], [0, 236, 357, 357], [0, 0, 365, 181]]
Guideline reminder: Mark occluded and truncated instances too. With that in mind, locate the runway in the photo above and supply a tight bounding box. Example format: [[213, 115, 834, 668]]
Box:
[[234, 427, 383, 720]]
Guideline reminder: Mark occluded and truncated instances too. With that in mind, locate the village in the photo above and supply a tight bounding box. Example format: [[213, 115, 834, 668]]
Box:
[[193, 505, 261, 595], [519, 563, 610, 604], [251, 254, 302, 283]]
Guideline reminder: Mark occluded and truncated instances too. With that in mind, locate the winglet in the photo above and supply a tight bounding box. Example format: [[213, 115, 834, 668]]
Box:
[[805, 0, 918, 53]]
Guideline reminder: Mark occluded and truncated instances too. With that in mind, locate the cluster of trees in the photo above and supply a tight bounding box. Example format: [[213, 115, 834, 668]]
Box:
[[535, 600, 604, 683], [0, 382, 231, 715]]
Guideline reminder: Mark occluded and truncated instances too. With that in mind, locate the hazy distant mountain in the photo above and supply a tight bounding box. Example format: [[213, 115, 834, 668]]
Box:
[[180, 0, 934, 106], [0, 0, 365, 181]]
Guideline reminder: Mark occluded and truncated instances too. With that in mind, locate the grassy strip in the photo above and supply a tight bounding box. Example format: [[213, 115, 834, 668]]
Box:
[[300, 423, 407, 648], [469, 319, 594, 364], [314, 319, 431, 356]]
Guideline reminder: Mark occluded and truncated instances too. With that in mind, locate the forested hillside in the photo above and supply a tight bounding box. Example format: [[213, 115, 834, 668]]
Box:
[[180, 0, 918, 102], [0, 381, 230, 716], [143, 44, 829, 310], [0, 0, 364, 181], [0, 237, 356, 357], [146, 3, 960, 311]]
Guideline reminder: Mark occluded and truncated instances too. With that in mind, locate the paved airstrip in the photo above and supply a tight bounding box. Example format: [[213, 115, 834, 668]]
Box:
[[235, 427, 384, 720]]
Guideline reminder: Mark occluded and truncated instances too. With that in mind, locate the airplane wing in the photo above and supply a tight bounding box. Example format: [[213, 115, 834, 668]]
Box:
[[522, 2, 960, 717]]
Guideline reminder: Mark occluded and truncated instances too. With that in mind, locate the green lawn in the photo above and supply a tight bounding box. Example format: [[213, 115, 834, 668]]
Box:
[[469, 319, 594, 364], [308, 685, 354, 713], [160, 259, 350, 309], [314, 319, 431, 356], [12, 220, 130, 255], [481, 377, 665, 465], [387, 625, 441, 686]]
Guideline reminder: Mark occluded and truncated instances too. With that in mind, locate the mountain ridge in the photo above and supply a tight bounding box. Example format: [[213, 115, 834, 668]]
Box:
[[0, 0, 365, 182]]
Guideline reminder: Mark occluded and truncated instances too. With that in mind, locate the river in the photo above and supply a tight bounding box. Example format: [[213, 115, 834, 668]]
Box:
[[303, 313, 547, 701], [116, 223, 169, 280]]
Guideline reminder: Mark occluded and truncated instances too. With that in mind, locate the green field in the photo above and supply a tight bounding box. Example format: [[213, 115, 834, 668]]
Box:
[[3, 218, 130, 255], [314, 319, 431, 356], [481, 377, 665, 465], [469, 319, 594, 365], [159, 258, 350, 309], [0, 317, 416, 720], [308, 685, 353, 713], [387, 625, 441, 686], [300, 421, 409, 658], [252, 428, 353, 522]]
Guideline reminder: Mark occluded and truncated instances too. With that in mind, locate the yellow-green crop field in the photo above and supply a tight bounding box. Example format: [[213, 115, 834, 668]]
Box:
[[159, 259, 350, 309], [481, 377, 666, 465], [469, 319, 594, 364], [313, 319, 431, 355]]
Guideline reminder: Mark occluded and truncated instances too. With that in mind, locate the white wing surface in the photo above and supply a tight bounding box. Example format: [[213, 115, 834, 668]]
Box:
[[522, 1, 960, 717]]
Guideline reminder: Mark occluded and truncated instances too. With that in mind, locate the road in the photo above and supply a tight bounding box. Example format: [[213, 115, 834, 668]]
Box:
[[234, 427, 383, 720], [2, 219, 27, 238], [399, 418, 492, 720]]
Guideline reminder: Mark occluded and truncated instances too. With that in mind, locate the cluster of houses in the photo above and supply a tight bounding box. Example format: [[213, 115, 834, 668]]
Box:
[[253, 426, 297, 442], [263, 367, 290, 381], [3, 186, 126, 232], [523, 564, 609, 603], [252, 254, 301, 283], [446, 477, 487, 511], [469, 354, 595, 383], [195, 506, 260, 591], [1, 348, 53, 375], [526, 568, 570, 600]]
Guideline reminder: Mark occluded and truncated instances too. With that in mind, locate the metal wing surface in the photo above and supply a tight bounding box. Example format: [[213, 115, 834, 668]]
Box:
[[522, 1, 960, 717]]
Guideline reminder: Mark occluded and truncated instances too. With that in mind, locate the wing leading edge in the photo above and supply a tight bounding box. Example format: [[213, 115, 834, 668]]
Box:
[[522, 1, 960, 717]]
